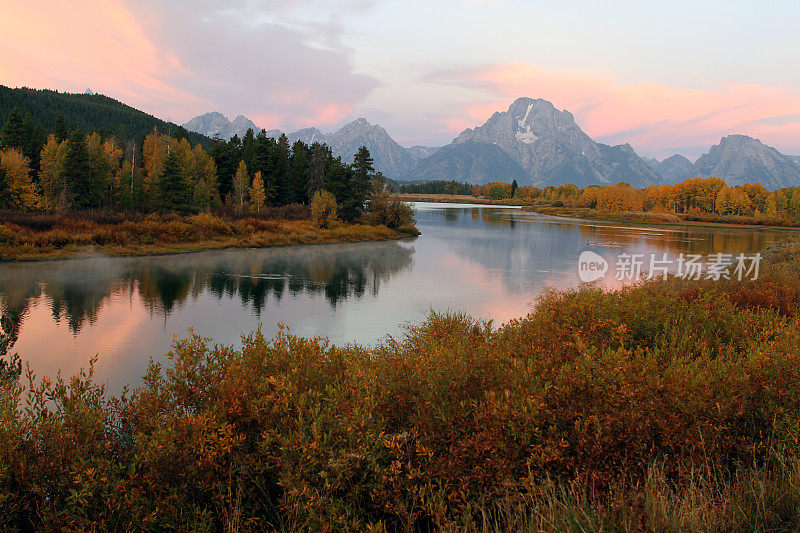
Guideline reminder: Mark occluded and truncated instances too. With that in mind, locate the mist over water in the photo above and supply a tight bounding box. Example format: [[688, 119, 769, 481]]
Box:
[[0, 203, 782, 391]]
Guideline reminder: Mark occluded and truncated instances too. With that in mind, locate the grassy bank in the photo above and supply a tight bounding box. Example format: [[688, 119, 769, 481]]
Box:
[[0, 209, 419, 261], [2, 238, 800, 530], [393, 193, 526, 206], [529, 204, 800, 231]]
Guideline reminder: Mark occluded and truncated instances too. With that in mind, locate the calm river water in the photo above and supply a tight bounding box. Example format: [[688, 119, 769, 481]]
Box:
[[0, 203, 785, 391]]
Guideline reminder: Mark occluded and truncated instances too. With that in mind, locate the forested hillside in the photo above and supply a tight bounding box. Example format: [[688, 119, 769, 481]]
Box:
[[0, 107, 383, 224], [0, 86, 209, 147]]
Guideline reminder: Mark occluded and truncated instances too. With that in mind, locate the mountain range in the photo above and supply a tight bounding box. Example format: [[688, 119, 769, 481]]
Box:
[[183, 112, 259, 141], [184, 99, 800, 189]]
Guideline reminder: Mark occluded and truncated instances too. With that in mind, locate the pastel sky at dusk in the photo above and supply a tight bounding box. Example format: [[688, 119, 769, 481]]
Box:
[[2, 0, 799, 158]]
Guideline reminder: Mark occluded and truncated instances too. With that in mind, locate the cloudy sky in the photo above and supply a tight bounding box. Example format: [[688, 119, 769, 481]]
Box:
[[2, 0, 799, 158]]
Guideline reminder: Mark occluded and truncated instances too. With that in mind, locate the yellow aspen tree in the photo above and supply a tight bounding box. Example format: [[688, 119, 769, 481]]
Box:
[[176, 138, 196, 184], [250, 171, 266, 214], [578, 186, 599, 208], [103, 138, 123, 171], [0, 148, 38, 210], [764, 193, 778, 218], [730, 188, 752, 215], [39, 135, 68, 209], [232, 160, 249, 213], [142, 131, 169, 194]]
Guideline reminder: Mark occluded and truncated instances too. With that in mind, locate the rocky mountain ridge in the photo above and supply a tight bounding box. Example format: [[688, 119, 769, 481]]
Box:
[[185, 104, 800, 189]]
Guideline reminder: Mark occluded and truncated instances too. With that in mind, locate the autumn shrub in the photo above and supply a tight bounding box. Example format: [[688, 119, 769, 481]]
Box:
[[366, 191, 416, 229], [189, 212, 233, 239], [0, 224, 20, 245], [397, 223, 421, 236], [310, 190, 338, 228]]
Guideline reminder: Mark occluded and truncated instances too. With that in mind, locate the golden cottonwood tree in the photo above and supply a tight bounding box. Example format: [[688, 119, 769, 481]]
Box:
[[232, 160, 250, 212], [142, 131, 172, 195], [39, 135, 68, 210], [0, 148, 38, 210], [250, 171, 266, 213]]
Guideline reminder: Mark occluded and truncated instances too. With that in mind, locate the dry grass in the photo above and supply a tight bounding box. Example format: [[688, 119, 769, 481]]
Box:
[[0, 211, 416, 261]]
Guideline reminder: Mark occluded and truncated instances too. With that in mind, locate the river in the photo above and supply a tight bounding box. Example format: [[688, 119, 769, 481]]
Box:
[[0, 202, 783, 391]]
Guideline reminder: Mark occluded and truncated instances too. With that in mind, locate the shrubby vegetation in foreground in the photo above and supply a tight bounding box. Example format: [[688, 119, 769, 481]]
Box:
[[2, 242, 800, 531]]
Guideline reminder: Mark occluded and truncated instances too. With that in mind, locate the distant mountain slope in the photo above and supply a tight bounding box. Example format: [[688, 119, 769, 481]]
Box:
[[408, 141, 529, 184], [281, 120, 415, 178], [406, 145, 441, 160], [0, 85, 209, 145], [286, 127, 327, 145], [652, 154, 697, 183], [418, 97, 662, 188], [695, 135, 800, 189], [324, 118, 414, 178], [183, 112, 258, 140]]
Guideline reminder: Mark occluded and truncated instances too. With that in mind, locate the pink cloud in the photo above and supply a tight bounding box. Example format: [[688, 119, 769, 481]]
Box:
[[0, 0, 377, 131], [302, 103, 353, 128], [0, 0, 206, 117], [441, 63, 800, 157]]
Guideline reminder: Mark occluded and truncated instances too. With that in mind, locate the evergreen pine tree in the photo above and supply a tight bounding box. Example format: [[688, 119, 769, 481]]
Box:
[[273, 134, 291, 205], [229, 134, 242, 151], [1, 108, 25, 150], [340, 146, 374, 221], [209, 137, 240, 197], [290, 140, 309, 204], [158, 150, 192, 212], [171, 125, 190, 141], [54, 115, 69, 142], [241, 128, 256, 171], [511, 179, 518, 198], [305, 143, 327, 200], [61, 128, 96, 209], [254, 131, 276, 203], [20, 113, 45, 170]]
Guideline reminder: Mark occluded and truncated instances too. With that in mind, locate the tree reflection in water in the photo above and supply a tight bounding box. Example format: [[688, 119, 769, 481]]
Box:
[[0, 241, 415, 335]]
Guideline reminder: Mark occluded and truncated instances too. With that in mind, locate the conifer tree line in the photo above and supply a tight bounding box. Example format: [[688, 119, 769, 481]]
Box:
[[395, 180, 475, 195], [0, 109, 380, 222]]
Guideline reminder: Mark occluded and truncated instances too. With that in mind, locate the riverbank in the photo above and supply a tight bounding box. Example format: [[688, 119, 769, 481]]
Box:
[[0, 211, 420, 261], [3, 237, 800, 531], [527, 204, 800, 231], [394, 193, 526, 205]]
